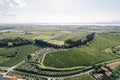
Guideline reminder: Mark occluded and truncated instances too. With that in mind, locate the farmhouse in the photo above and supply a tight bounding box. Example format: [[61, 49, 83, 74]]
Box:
[[96, 66, 112, 79], [101, 67, 112, 77], [96, 73, 104, 79], [117, 51, 120, 54]]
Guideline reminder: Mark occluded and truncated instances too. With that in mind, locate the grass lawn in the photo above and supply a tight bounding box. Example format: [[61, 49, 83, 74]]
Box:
[[0, 45, 40, 67]]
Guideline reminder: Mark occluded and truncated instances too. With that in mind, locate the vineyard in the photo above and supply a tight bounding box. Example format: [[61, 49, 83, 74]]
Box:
[[43, 34, 120, 68]]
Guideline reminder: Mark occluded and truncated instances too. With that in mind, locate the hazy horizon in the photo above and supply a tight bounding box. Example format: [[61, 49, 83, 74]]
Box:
[[0, 0, 120, 23]]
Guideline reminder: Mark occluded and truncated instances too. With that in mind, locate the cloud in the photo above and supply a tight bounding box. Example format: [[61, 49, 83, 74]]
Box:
[[0, 0, 4, 5], [8, 0, 26, 8], [0, 12, 19, 16]]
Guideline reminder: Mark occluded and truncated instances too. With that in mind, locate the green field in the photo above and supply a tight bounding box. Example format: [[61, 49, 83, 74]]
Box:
[[0, 31, 88, 45], [43, 34, 120, 68], [33, 32, 88, 44], [0, 31, 89, 67], [0, 57, 9, 63], [0, 45, 40, 67], [0, 32, 39, 40], [89, 34, 120, 50], [64, 74, 95, 80]]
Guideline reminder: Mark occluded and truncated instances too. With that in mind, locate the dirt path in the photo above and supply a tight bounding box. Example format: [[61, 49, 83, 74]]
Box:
[[107, 60, 120, 69]]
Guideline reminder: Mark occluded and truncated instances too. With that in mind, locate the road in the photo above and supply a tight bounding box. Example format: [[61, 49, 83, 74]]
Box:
[[7, 68, 94, 80], [34, 48, 51, 55]]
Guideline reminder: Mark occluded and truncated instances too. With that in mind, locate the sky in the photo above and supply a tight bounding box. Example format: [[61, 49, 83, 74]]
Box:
[[0, 0, 120, 23]]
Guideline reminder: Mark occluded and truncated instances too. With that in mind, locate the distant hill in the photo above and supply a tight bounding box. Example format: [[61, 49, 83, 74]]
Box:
[[93, 21, 120, 24]]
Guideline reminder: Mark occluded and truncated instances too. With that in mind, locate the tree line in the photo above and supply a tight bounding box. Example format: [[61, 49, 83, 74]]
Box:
[[0, 37, 32, 47], [35, 32, 95, 49], [0, 32, 95, 48]]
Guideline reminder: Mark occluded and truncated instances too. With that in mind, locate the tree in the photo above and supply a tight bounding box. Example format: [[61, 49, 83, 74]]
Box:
[[27, 54, 32, 60], [0, 38, 32, 47], [86, 32, 95, 42], [15, 51, 18, 56], [65, 39, 74, 44]]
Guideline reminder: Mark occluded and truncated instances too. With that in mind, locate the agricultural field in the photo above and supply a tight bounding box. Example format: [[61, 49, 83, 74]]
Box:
[[0, 31, 89, 45], [0, 45, 40, 67], [89, 34, 120, 50], [0, 32, 39, 40], [64, 74, 95, 80], [33, 31, 89, 44], [43, 34, 120, 68]]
